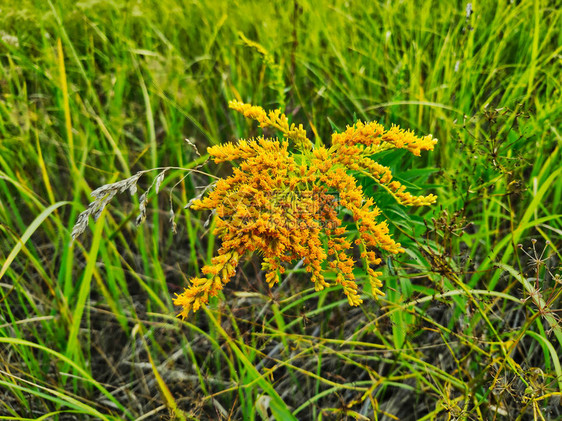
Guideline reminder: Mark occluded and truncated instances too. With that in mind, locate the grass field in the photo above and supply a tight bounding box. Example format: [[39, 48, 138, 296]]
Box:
[[1, 0, 562, 419]]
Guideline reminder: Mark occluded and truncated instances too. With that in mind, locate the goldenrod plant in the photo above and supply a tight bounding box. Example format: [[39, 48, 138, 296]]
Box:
[[173, 101, 437, 318]]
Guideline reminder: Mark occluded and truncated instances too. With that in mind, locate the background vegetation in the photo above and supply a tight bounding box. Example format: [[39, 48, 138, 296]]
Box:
[[1, 0, 561, 419]]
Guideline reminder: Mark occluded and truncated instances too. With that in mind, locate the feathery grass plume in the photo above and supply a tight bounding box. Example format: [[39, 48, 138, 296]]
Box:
[[71, 166, 210, 240], [174, 101, 437, 318]]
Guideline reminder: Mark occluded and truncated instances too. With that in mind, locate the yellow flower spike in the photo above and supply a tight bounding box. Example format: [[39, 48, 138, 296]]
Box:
[[175, 103, 437, 318], [229, 100, 311, 150], [229, 100, 269, 125]]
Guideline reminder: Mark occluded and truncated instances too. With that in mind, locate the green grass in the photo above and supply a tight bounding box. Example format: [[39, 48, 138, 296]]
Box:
[[1, 0, 561, 419]]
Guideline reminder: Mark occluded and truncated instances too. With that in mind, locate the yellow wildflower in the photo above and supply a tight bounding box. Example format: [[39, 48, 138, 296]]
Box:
[[174, 102, 437, 318]]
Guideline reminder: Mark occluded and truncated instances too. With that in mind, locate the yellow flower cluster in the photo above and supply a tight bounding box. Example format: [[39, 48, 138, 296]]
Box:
[[174, 101, 437, 318]]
